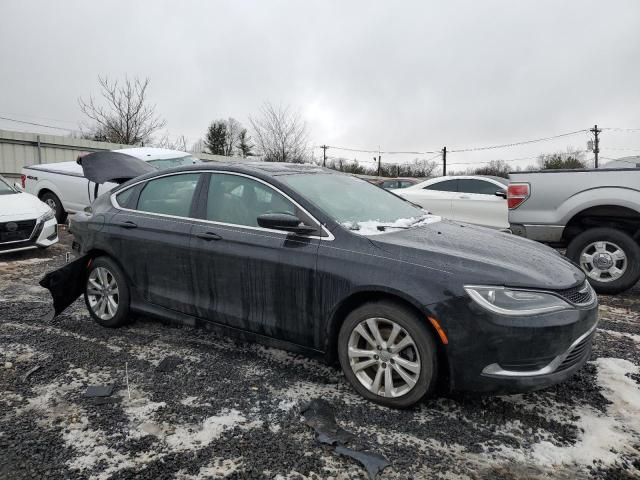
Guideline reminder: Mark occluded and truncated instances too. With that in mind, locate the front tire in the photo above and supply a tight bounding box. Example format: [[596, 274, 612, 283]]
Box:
[[84, 257, 130, 327], [567, 227, 640, 294], [338, 301, 438, 408]]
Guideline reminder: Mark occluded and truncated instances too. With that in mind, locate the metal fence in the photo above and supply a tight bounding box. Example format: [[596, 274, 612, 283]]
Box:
[[0, 128, 247, 179]]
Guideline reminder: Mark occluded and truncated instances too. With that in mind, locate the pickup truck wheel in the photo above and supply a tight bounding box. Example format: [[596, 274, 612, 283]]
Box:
[[567, 228, 640, 294], [40, 192, 66, 224]]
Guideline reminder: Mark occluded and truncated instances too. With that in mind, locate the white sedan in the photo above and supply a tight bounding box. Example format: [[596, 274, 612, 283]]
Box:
[[0, 175, 58, 254], [392, 175, 509, 229]]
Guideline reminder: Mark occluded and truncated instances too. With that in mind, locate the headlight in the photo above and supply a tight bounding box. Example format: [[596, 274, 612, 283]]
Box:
[[39, 209, 56, 223], [464, 285, 572, 316]]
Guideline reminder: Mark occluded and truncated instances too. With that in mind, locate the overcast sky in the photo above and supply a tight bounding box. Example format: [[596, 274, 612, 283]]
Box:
[[2, 0, 640, 170]]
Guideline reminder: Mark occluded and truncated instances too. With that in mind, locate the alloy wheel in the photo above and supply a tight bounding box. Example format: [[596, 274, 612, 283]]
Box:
[[580, 241, 627, 283], [86, 267, 119, 320], [347, 317, 421, 398]]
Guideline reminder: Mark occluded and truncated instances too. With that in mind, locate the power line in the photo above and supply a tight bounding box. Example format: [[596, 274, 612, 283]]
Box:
[[448, 129, 588, 153], [0, 115, 76, 132], [602, 127, 640, 132]]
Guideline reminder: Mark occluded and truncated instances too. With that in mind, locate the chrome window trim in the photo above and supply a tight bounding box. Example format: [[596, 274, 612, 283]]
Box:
[[481, 320, 598, 378], [110, 170, 335, 241]]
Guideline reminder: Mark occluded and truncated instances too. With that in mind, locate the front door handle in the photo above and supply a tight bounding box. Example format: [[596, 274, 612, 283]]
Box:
[[195, 231, 222, 241], [116, 221, 138, 229], [458, 195, 470, 199]]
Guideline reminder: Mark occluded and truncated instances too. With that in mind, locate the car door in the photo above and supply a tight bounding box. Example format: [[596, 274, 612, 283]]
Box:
[[399, 179, 458, 218], [452, 179, 508, 229], [189, 172, 321, 347], [111, 172, 203, 315]]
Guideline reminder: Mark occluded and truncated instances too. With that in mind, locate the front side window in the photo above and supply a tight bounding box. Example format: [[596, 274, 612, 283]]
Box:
[[136, 174, 200, 217], [423, 179, 458, 192], [458, 179, 502, 195], [206, 174, 296, 227]]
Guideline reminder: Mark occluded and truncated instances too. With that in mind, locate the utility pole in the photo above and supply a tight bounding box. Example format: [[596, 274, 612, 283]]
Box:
[[377, 146, 382, 176], [442, 146, 447, 176], [321, 145, 328, 167], [590, 125, 601, 168]]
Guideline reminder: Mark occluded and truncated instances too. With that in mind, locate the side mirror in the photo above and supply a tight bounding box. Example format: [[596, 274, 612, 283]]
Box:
[[495, 190, 507, 199], [257, 213, 316, 235]]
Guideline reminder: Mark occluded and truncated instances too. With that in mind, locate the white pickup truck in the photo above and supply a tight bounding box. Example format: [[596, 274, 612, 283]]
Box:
[[21, 147, 200, 223], [508, 167, 640, 294]]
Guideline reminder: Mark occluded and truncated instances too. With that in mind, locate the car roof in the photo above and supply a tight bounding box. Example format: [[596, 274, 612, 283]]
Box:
[[114, 147, 193, 160], [157, 161, 337, 177]]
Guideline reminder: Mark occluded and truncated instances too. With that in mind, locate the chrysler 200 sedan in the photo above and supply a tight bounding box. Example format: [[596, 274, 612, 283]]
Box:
[[61, 152, 598, 408]]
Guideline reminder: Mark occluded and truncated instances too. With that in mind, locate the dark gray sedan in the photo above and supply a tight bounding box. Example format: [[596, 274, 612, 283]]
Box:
[[59, 153, 598, 408]]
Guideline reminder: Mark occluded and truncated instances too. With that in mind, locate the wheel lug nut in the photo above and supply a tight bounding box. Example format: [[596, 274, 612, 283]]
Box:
[[376, 346, 381, 350], [374, 355, 379, 360], [382, 363, 387, 368]]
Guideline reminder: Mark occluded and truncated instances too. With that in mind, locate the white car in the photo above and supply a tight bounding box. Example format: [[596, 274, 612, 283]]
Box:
[[21, 147, 200, 223], [0, 175, 58, 254], [393, 175, 509, 229]]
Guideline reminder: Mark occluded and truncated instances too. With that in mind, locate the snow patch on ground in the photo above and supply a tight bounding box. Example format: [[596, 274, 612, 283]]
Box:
[[530, 358, 640, 467], [598, 328, 640, 344], [164, 409, 247, 451]]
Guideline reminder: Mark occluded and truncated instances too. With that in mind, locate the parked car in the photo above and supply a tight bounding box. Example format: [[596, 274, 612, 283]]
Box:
[[392, 175, 509, 229], [509, 167, 640, 294], [368, 177, 421, 190], [0, 174, 58, 254], [41, 151, 599, 408], [21, 147, 201, 224]]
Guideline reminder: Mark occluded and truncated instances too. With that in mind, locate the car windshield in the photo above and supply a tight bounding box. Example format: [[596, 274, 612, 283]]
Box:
[[147, 155, 201, 170], [0, 176, 17, 195], [280, 173, 439, 234]]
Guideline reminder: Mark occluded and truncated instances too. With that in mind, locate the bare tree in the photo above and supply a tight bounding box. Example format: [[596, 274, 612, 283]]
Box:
[[249, 103, 310, 163], [156, 132, 188, 151], [224, 118, 242, 156], [79, 76, 166, 145]]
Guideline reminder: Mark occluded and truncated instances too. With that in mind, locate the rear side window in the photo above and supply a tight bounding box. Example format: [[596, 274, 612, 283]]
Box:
[[206, 174, 296, 227], [423, 179, 458, 192], [136, 174, 200, 217], [115, 187, 136, 208], [399, 181, 414, 188], [458, 179, 502, 195], [381, 180, 398, 189]]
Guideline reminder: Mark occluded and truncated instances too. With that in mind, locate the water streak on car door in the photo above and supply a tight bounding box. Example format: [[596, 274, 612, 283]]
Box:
[[189, 173, 320, 347]]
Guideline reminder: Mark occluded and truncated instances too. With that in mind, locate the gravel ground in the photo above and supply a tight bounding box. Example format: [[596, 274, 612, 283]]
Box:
[[1, 230, 639, 480]]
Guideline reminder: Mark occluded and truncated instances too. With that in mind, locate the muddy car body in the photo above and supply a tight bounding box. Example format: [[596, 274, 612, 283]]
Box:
[[66, 157, 598, 407]]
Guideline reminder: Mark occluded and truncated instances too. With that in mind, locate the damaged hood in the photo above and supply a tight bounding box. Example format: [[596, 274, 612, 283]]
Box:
[[370, 220, 585, 290], [78, 151, 156, 184]]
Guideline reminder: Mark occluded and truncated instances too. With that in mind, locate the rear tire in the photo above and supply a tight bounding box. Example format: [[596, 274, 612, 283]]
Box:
[[84, 257, 130, 327], [338, 301, 438, 408], [40, 191, 66, 224], [567, 227, 640, 294]]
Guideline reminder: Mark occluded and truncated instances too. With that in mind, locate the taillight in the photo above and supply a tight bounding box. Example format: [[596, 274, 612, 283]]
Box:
[[21, 174, 26, 189], [507, 183, 530, 209]]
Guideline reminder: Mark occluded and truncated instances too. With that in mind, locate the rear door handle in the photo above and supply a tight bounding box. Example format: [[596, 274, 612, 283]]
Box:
[[116, 221, 138, 229], [458, 195, 470, 199], [195, 231, 222, 241]]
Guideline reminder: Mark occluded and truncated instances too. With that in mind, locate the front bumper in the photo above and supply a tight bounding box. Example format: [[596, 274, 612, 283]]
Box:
[[0, 218, 58, 254], [432, 295, 598, 394]]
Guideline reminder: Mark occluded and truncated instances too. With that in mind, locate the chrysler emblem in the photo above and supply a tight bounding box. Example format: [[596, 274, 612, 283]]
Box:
[[5, 222, 18, 232]]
